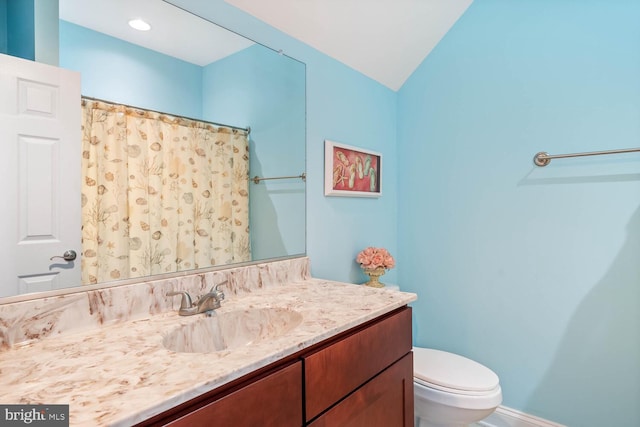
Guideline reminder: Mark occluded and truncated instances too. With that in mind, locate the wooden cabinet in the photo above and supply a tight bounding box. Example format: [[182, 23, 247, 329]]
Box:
[[138, 307, 412, 427], [304, 307, 412, 423], [309, 353, 414, 427], [140, 361, 303, 427], [164, 361, 302, 427]]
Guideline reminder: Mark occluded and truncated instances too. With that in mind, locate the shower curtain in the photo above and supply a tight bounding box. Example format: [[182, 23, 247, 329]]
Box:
[[80, 99, 250, 285]]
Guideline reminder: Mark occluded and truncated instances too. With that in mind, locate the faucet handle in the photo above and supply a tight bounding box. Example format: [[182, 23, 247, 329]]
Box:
[[167, 291, 193, 310], [211, 280, 228, 300]]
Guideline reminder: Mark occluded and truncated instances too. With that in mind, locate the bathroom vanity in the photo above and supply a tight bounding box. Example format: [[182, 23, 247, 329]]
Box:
[[140, 307, 413, 426], [0, 257, 416, 426]]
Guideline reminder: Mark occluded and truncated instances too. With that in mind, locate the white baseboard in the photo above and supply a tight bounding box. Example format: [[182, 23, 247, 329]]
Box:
[[475, 405, 566, 427]]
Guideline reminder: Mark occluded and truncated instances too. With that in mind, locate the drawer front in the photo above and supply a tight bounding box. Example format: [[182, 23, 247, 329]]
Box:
[[166, 361, 302, 427], [304, 307, 412, 421], [309, 352, 414, 427]]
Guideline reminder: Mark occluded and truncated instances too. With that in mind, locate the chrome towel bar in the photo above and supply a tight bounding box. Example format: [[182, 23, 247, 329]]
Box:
[[251, 172, 306, 184], [533, 147, 640, 167]]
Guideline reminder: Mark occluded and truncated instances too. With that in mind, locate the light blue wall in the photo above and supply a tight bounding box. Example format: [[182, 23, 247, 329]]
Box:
[[59, 20, 202, 118], [397, 1, 640, 426], [33, 0, 58, 65], [307, 64, 397, 285], [202, 45, 306, 260], [170, 0, 399, 286]]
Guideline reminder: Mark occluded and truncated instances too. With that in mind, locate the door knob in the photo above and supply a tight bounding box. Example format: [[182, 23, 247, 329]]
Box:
[[50, 250, 77, 261]]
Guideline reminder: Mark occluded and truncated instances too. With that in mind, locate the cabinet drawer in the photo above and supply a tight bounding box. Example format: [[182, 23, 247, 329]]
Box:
[[309, 352, 414, 427], [166, 361, 302, 427], [304, 307, 412, 421]]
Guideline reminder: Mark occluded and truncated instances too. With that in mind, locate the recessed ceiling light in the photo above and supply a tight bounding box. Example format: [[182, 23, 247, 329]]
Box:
[[128, 19, 151, 31]]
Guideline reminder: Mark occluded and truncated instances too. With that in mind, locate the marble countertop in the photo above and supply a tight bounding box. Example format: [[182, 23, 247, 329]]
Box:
[[0, 279, 416, 426]]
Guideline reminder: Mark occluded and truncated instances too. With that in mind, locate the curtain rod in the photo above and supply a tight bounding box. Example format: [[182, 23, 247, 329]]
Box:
[[81, 96, 250, 134], [533, 147, 640, 167]]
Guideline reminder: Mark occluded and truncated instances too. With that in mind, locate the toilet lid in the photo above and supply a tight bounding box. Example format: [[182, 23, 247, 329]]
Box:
[[413, 348, 499, 392]]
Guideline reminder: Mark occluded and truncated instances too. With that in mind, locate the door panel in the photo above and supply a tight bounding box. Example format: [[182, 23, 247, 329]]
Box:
[[0, 53, 81, 297]]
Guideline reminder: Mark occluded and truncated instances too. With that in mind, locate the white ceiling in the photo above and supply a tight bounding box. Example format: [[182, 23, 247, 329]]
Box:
[[59, 0, 254, 66], [224, 0, 474, 91], [59, 0, 473, 91]]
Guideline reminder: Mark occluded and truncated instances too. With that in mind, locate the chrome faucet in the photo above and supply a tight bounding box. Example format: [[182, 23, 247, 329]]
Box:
[[167, 280, 228, 316], [211, 280, 227, 302]]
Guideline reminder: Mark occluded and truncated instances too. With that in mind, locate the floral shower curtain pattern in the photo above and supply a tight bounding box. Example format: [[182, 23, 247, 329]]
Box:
[[81, 99, 250, 285]]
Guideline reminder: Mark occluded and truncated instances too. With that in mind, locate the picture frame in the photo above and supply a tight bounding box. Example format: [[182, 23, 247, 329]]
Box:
[[324, 140, 382, 197]]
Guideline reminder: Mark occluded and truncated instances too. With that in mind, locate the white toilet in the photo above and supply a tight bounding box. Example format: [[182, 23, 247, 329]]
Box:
[[413, 347, 502, 427]]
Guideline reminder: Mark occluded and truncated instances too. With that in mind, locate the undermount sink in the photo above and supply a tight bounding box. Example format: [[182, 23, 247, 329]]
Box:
[[162, 307, 303, 354]]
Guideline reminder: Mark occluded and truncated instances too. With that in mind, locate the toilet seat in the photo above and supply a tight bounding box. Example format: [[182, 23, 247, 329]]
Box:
[[413, 347, 500, 396]]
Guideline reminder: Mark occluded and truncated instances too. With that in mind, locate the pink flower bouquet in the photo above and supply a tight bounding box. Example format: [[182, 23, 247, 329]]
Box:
[[356, 247, 395, 270]]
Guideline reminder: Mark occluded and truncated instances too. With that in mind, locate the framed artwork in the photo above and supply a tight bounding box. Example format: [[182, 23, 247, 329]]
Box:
[[324, 140, 381, 197]]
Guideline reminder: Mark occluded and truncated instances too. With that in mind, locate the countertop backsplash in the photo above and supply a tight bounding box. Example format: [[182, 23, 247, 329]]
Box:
[[0, 257, 311, 350]]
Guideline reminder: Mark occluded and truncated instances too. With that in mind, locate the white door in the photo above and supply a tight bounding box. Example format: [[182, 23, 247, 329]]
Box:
[[0, 53, 81, 298]]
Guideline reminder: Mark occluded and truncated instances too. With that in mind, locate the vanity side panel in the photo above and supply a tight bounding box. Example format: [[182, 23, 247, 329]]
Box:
[[304, 306, 412, 421]]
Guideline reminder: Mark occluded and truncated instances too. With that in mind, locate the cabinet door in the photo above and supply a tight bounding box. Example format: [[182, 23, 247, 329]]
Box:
[[304, 307, 412, 421], [309, 352, 414, 427], [165, 361, 302, 427]]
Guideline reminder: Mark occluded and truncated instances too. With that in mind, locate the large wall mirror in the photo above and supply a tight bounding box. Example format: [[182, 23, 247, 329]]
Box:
[[0, 0, 306, 302]]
